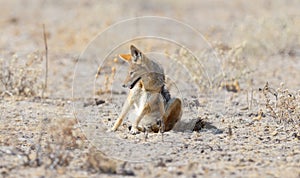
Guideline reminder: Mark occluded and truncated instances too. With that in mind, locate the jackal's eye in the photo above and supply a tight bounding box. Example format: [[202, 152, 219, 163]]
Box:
[[130, 71, 134, 76]]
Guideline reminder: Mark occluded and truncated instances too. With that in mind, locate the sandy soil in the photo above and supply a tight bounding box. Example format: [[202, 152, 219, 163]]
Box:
[[1, 0, 300, 177]]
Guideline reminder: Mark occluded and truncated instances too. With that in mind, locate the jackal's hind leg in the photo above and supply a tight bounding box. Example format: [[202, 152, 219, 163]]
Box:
[[163, 98, 182, 131]]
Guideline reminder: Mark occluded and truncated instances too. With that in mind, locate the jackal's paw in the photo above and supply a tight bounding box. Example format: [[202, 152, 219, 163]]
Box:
[[130, 127, 140, 135]]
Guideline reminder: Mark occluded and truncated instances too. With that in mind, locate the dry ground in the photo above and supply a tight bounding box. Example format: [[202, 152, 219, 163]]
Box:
[[1, 0, 300, 177]]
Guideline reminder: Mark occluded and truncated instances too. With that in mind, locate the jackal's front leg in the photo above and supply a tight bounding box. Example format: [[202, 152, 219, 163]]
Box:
[[111, 93, 133, 131], [130, 94, 164, 134], [130, 105, 149, 134]]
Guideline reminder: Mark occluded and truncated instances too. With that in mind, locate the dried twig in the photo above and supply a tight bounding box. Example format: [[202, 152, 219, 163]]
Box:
[[42, 24, 48, 98], [261, 82, 278, 119]]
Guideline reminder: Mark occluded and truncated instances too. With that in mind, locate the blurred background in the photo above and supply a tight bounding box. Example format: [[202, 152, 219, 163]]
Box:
[[1, 0, 299, 54]]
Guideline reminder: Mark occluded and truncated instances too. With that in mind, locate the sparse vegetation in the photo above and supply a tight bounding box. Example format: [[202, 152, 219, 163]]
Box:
[[95, 65, 117, 95], [0, 117, 125, 176], [260, 82, 300, 123], [0, 51, 44, 97]]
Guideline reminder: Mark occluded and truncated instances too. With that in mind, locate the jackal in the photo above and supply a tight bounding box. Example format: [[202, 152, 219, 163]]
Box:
[[111, 45, 182, 134]]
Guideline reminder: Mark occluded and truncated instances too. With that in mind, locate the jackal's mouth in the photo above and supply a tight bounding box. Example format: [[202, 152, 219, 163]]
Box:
[[129, 77, 141, 89], [122, 76, 142, 89]]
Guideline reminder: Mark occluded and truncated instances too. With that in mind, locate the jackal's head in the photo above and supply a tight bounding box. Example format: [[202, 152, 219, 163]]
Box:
[[119, 45, 165, 91]]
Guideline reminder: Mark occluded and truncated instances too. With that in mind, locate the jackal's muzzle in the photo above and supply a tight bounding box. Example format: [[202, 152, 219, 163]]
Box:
[[122, 76, 142, 89]]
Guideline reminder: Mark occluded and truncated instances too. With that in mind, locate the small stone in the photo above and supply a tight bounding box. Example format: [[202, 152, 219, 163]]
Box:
[[271, 131, 278, 136], [29, 152, 37, 161]]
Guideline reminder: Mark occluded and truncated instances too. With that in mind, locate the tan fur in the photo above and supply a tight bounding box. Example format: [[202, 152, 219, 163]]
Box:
[[111, 45, 182, 134]]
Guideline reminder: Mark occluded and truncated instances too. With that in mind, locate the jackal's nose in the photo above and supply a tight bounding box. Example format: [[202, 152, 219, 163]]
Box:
[[122, 84, 127, 88]]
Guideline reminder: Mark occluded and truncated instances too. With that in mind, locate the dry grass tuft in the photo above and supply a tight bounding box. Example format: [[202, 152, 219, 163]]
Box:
[[259, 82, 300, 123], [86, 147, 118, 174], [42, 118, 84, 169], [0, 51, 44, 97], [213, 41, 253, 92], [95, 63, 117, 95]]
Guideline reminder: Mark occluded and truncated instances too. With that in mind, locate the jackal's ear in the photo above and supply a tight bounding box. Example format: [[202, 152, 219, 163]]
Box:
[[119, 54, 132, 62], [130, 45, 142, 63]]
